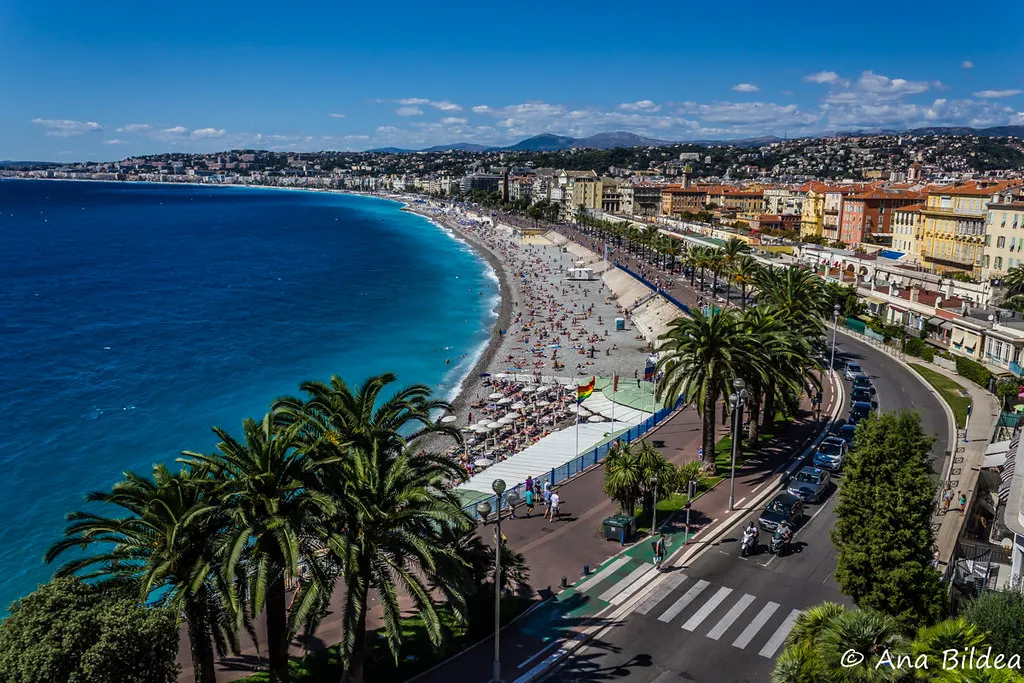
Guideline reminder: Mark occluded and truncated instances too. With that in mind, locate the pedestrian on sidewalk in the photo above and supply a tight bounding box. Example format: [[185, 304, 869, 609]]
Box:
[[942, 486, 953, 514], [546, 491, 561, 521], [525, 475, 533, 494], [959, 491, 967, 514], [524, 487, 535, 517], [653, 533, 667, 571], [542, 480, 552, 512]]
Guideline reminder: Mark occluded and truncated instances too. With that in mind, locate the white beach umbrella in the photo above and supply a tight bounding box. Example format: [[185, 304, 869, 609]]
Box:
[[536, 386, 551, 394], [511, 402, 526, 410], [497, 397, 513, 405], [503, 412, 520, 420], [521, 386, 537, 394], [440, 415, 458, 423], [536, 400, 551, 407], [588, 414, 605, 423], [474, 458, 494, 468], [489, 392, 503, 400], [478, 419, 491, 425], [473, 426, 489, 434], [497, 417, 512, 425], [487, 422, 502, 430]]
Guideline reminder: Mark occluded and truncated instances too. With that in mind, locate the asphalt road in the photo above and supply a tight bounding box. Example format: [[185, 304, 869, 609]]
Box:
[[544, 335, 950, 683]]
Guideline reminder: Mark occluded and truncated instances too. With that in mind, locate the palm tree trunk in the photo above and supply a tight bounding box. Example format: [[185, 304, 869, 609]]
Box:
[[761, 380, 777, 431], [702, 390, 717, 475], [266, 557, 290, 683], [186, 601, 217, 683], [342, 564, 372, 683], [689, 266, 696, 287], [741, 284, 747, 309], [747, 393, 761, 446]]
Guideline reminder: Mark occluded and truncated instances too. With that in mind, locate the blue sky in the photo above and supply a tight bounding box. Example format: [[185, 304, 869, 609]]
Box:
[[2, 0, 1022, 161]]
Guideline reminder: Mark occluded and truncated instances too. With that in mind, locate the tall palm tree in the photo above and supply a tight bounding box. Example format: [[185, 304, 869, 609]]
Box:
[[731, 255, 761, 309], [642, 225, 661, 264], [683, 245, 699, 287], [661, 238, 683, 275], [656, 309, 758, 473], [1003, 264, 1024, 297], [738, 306, 807, 445], [46, 465, 238, 683], [720, 238, 751, 303], [181, 413, 334, 683]]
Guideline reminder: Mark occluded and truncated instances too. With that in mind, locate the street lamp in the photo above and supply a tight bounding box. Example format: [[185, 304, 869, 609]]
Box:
[[650, 475, 659, 535], [829, 303, 841, 372], [479, 478, 519, 683], [728, 378, 749, 511]]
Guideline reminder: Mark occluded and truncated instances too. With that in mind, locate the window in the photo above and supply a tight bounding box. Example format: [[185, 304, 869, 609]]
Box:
[[998, 236, 1006, 248], [995, 341, 1003, 358], [996, 257, 1004, 270]]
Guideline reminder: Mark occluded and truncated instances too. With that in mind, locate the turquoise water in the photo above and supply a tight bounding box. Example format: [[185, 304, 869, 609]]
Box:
[[0, 180, 497, 609]]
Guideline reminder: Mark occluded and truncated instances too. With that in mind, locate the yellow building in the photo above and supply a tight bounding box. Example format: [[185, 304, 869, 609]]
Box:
[[798, 182, 830, 239], [920, 181, 1022, 276], [982, 200, 1024, 279], [565, 170, 602, 211], [890, 203, 925, 263]]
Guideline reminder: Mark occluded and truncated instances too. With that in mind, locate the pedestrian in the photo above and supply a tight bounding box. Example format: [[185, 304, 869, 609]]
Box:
[[959, 491, 967, 514], [653, 533, 667, 571], [542, 480, 552, 511], [931, 545, 941, 569], [547, 491, 561, 521], [635, 369, 640, 388], [942, 487, 953, 513], [524, 487, 535, 517]]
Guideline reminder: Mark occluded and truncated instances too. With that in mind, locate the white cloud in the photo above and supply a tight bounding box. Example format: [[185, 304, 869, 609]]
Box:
[[344, 134, 371, 141], [395, 106, 424, 117], [398, 98, 430, 105], [962, 60, 975, 69], [102, 139, 127, 145], [116, 123, 151, 133], [431, 100, 461, 112], [852, 71, 930, 100], [391, 98, 461, 112], [471, 105, 492, 114], [732, 83, 760, 93], [31, 118, 103, 137], [677, 101, 815, 126], [974, 89, 1022, 99], [191, 127, 226, 139], [804, 71, 846, 86], [162, 126, 188, 135], [1012, 112, 1024, 125], [441, 117, 468, 124], [618, 100, 661, 112], [329, 112, 346, 118]]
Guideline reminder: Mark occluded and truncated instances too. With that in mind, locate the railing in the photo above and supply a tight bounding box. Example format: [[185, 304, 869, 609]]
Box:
[[614, 263, 693, 317], [464, 400, 682, 520]]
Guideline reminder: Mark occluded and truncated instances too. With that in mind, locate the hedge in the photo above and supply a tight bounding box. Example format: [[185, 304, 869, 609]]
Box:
[[955, 355, 992, 389], [905, 337, 935, 362]]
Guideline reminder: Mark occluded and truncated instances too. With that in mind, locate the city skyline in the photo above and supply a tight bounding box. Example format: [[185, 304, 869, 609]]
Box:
[[3, 0, 1023, 161]]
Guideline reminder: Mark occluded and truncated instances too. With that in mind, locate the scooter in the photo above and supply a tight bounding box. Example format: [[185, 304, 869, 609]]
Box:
[[770, 524, 792, 556], [740, 530, 758, 557]]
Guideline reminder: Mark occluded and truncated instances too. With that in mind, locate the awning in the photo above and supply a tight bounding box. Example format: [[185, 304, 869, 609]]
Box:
[[939, 321, 954, 331], [963, 331, 980, 350], [927, 316, 944, 326], [951, 329, 966, 345], [984, 452, 1009, 469], [998, 435, 1020, 504]]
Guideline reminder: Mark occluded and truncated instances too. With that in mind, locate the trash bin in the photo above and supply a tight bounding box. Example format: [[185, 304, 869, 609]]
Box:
[[602, 515, 636, 545]]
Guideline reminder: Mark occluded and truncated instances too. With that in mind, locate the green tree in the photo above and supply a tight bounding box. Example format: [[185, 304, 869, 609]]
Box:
[[602, 440, 674, 520], [0, 578, 179, 683], [731, 254, 761, 309], [46, 465, 237, 683], [959, 589, 1024, 669], [720, 237, 751, 302], [831, 411, 944, 629], [657, 309, 757, 473]]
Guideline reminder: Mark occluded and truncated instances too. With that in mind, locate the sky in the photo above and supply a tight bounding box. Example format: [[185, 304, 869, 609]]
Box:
[[2, 0, 1023, 161]]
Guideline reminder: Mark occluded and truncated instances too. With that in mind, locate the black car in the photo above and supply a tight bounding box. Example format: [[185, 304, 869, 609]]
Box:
[[758, 492, 804, 531], [787, 466, 831, 503], [850, 388, 873, 406], [836, 423, 857, 447], [852, 375, 873, 393], [849, 401, 873, 424]]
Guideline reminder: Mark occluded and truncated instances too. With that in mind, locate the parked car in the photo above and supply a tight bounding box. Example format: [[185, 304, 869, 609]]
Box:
[[849, 401, 873, 424], [759, 492, 804, 531], [787, 466, 831, 503], [850, 387, 874, 406], [844, 362, 864, 381], [813, 436, 849, 471], [851, 375, 873, 393], [835, 423, 857, 447]]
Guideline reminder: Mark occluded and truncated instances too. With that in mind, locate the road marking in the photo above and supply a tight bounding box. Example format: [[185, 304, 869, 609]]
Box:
[[635, 573, 686, 615], [517, 639, 561, 669], [758, 608, 802, 658], [732, 601, 779, 649], [657, 579, 709, 622], [750, 480, 769, 495], [763, 496, 835, 568], [706, 593, 756, 640], [609, 566, 658, 606], [576, 556, 629, 593], [734, 497, 748, 509], [682, 586, 733, 631], [599, 564, 651, 602]]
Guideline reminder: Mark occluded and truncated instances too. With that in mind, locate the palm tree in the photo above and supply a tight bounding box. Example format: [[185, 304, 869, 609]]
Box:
[[683, 245, 699, 287], [602, 442, 643, 514], [656, 309, 758, 473], [720, 238, 751, 303], [731, 255, 761, 309], [180, 413, 334, 683], [642, 225, 661, 264], [1003, 264, 1024, 297], [661, 238, 683, 275], [46, 465, 238, 683]]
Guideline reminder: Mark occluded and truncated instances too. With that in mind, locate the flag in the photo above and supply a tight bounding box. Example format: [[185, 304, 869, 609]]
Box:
[[613, 375, 619, 393], [577, 376, 595, 403], [644, 359, 656, 382]]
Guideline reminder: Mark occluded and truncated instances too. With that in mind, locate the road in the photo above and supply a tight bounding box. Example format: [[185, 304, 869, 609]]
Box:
[[543, 335, 950, 683]]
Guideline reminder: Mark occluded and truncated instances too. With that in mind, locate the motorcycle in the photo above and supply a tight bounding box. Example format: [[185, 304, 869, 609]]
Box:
[[771, 524, 792, 556], [740, 530, 758, 557]]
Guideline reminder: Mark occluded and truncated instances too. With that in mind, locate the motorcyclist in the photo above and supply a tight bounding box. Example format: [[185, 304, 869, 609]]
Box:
[[775, 521, 793, 550], [743, 522, 759, 545]]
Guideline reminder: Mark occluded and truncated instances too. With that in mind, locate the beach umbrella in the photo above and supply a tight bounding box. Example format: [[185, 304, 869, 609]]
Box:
[[536, 400, 551, 407], [588, 415, 605, 423], [487, 421, 502, 430], [440, 415, 458, 423], [479, 372, 491, 378], [473, 426, 489, 434], [489, 392, 503, 400], [478, 419, 491, 425], [512, 402, 526, 410], [473, 458, 494, 468], [521, 386, 537, 394], [497, 417, 512, 425], [503, 412, 520, 420], [497, 397, 513, 405], [536, 386, 551, 393]]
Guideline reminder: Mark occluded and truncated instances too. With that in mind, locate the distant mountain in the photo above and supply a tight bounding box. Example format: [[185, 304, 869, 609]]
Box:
[[365, 147, 416, 154], [687, 135, 785, 148], [570, 131, 673, 149], [501, 134, 578, 152], [836, 125, 1024, 139], [420, 142, 492, 152], [0, 160, 61, 167]]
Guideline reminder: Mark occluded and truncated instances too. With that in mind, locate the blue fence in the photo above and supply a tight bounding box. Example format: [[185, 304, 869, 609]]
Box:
[[464, 401, 682, 520], [614, 263, 693, 317]]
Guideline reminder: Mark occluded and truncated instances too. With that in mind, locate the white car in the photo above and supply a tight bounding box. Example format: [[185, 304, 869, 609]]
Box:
[[844, 362, 864, 381]]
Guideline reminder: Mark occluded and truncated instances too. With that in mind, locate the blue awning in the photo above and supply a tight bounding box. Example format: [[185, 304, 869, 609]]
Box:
[[878, 250, 905, 260]]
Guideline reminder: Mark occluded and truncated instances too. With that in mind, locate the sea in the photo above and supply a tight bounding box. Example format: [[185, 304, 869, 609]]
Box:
[[0, 179, 498, 610]]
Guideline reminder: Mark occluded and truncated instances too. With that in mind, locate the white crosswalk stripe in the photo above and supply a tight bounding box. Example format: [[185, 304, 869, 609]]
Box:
[[758, 608, 801, 658], [599, 564, 652, 603], [609, 567, 658, 606], [732, 601, 780, 650], [681, 586, 732, 631], [706, 593, 756, 641], [576, 557, 629, 593], [635, 573, 686, 615], [657, 579, 709, 623]]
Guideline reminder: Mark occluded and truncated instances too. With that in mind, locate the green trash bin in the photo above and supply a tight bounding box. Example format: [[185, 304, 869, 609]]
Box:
[[602, 515, 636, 545]]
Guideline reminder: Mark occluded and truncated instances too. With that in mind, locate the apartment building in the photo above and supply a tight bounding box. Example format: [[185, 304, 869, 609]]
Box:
[[983, 201, 1024, 279]]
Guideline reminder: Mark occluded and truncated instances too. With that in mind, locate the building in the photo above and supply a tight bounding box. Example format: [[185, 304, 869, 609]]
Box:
[[821, 186, 860, 243], [600, 178, 622, 214], [839, 188, 923, 247], [566, 171, 602, 211], [983, 202, 1024, 279], [763, 188, 804, 216], [920, 181, 1022, 276], [661, 185, 707, 216], [799, 182, 831, 239], [890, 204, 926, 262], [460, 172, 502, 194]]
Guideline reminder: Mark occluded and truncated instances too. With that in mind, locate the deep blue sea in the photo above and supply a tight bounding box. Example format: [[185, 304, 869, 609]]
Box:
[[0, 180, 497, 609]]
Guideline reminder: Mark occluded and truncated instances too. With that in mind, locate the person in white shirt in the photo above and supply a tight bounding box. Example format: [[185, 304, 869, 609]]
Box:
[[547, 491, 561, 521]]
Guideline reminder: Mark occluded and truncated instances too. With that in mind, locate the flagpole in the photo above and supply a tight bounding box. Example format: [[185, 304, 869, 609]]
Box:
[[611, 375, 616, 427]]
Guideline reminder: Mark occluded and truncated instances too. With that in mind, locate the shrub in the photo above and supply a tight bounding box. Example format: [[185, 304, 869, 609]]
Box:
[[954, 355, 992, 389], [905, 338, 936, 362]]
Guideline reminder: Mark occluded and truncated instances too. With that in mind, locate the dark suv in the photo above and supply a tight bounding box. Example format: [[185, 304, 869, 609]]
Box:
[[852, 375, 873, 393], [850, 387, 873, 406], [758, 492, 804, 531]]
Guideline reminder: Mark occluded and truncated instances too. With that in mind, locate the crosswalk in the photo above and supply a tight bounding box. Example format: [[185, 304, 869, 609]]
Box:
[[582, 561, 804, 659]]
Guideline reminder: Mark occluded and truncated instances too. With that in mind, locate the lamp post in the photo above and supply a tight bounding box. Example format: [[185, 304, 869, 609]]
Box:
[[477, 478, 519, 683], [650, 475, 659, 535], [829, 303, 841, 372], [728, 378, 748, 511]]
